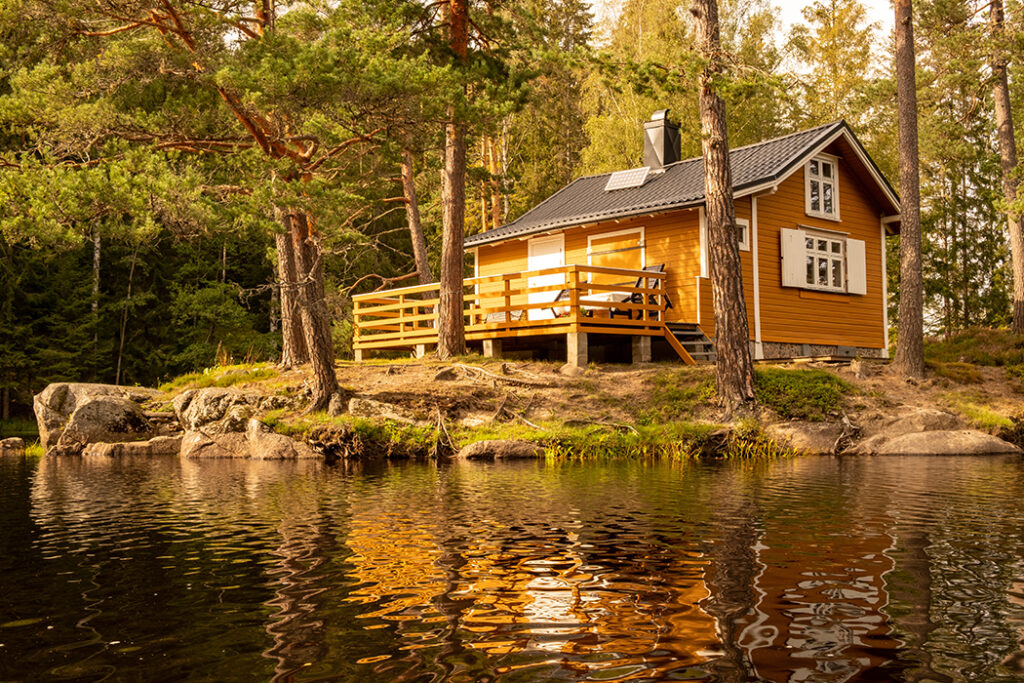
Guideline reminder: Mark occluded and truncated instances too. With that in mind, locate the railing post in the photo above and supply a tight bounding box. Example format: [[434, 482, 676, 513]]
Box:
[[503, 275, 512, 324], [569, 266, 580, 324], [399, 294, 407, 336]]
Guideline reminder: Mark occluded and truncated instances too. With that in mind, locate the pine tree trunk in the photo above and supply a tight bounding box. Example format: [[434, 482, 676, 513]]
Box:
[[437, 0, 469, 359], [401, 149, 434, 285], [115, 247, 138, 386], [692, 0, 756, 411], [487, 136, 502, 229], [275, 208, 308, 367], [991, 0, 1024, 334], [291, 212, 340, 411], [92, 229, 100, 345], [893, 0, 925, 378]]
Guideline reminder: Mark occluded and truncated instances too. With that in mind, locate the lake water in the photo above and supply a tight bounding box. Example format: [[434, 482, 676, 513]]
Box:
[[2, 454, 1023, 682]]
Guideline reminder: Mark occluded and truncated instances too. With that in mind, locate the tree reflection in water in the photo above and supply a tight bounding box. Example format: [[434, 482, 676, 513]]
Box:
[[9, 454, 1024, 681]]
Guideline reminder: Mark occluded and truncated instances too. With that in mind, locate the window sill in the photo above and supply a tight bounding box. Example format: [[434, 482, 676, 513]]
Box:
[[805, 211, 841, 223], [798, 287, 850, 301]]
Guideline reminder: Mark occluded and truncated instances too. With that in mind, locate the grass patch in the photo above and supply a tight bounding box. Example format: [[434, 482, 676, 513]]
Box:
[[927, 360, 982, 384], [634, 367, 715, 423], [0, 418, 39, 438], [24, 442, 44, 458], [754, 367, 852, 421], [159, 364, 278, 393], [925, 327, 1024, 366], [944, 392, 1013, 431]]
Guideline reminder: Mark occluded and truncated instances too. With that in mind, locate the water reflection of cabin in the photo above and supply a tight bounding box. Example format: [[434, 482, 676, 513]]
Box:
[[353, 113, 901, 366]]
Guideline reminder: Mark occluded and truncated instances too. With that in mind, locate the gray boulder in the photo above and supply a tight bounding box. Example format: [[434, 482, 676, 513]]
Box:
[[457, 439, 546, 460], [245, 419, 318, 460], [850, 406, 968, 455], [34, 383, 159, 450], [82, 435, 182, 458], [54, 397, 155, 455], [766, 422, 846, 455], [348, 397, 417, 424], [179, 431, 251, 459], [179, 420, 318, 460], [0, 437, 25, 456], [173, 388, 289, 433], [873, 430, 1022, 456]]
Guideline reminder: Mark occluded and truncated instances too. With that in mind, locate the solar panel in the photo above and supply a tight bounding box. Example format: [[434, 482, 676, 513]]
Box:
[[604, 166, 650, 192]]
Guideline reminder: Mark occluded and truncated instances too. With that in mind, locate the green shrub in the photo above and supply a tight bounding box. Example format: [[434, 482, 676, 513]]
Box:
[[927, 360, 982, 384], [636, 367, 715, 423], [159, 364, 277, 392], [754, 367, 852, 421], [944, 392, 1014, 431], [925, 327, 1024, 366]]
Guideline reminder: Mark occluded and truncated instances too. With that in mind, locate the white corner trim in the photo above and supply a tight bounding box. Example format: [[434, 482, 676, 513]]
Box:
[[880, 220, 890, 358], [751, 198, 763, 359], [695, 274, 701, 325], [699, 207, 708, 278]]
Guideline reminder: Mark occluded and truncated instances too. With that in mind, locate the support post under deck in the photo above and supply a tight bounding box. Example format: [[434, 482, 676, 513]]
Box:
[[482, 339, 502, 358], [566, 332, 588, 368], [632, 335, 652, 364]]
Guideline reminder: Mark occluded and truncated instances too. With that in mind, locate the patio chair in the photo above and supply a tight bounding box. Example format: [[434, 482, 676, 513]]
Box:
[[609, 264, 673, 320]]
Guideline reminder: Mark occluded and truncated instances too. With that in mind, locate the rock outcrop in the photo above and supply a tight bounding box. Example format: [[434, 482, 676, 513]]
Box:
[[872, 430, 1022, 455], [348, 398, 418, 424], [766, 422, 847, 455], [82, 435, 183, 458], [53, 397, 156, 455], [179, 419, 317, 460], [849, 406, 1020, 455], [457, 439, 546, 460], [172, 388, 290, 433], [34, 383, 160, 451], [1, 437, 25, 456]]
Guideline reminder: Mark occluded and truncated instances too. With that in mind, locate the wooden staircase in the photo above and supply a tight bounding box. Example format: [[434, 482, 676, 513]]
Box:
[[665, 323, 717, 364]]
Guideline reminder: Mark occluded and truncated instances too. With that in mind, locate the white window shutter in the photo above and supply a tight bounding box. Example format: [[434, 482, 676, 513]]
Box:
[[847, 238, 867, 295], [780, 228, 805, 288]]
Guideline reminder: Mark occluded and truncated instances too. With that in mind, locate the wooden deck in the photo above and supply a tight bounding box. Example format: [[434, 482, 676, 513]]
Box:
[[352, 265, 696, 365]]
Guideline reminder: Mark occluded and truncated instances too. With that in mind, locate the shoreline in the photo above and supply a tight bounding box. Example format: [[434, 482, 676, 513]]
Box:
[[12, 346, 1024, 461]]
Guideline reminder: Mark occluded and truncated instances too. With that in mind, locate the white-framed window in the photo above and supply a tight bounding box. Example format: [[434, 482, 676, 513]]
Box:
[[805, 155, 839, 220], [700, 210, 750, 274], [737, 217, 750, 252], [804, 233, 844, 291], [781, 227, 866, 295]]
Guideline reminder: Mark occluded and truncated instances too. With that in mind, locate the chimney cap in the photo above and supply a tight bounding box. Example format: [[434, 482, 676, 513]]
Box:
[[650, 109, 670, 121]]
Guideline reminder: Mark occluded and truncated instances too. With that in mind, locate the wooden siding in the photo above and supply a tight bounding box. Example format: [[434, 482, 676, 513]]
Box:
[[474, 145, 887, 351], [755, 153, 886, 349], [475, 209, 706, 325]]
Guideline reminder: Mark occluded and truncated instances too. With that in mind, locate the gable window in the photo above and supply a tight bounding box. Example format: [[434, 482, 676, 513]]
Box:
[[781, 227, 866, 295], [805, 155, 839, 220]]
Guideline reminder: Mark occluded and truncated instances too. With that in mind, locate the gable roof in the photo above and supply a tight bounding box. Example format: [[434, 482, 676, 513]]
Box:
[[466, 120, 900, 248]]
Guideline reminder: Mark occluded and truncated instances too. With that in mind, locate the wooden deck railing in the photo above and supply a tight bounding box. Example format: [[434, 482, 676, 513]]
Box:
[[352, 264, 672, 353]]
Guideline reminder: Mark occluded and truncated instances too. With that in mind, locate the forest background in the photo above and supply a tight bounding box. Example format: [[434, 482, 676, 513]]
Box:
[[0, 0, 1017, 420]]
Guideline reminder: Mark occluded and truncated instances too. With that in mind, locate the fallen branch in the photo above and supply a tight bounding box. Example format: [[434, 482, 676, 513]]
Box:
[[489, 393, 510, 425], [454, 363, 551, 388]]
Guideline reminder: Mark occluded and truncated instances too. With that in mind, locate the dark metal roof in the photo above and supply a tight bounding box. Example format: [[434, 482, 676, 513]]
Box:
[[466, 120, 895, 247]]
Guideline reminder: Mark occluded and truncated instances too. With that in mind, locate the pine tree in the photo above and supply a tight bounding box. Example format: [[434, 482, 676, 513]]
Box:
[[990, 0, 1024, 333], [893, 0, 926, 378], [692, 0, 756, 411]]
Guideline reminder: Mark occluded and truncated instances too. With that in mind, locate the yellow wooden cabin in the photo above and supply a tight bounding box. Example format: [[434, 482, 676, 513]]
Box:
[[353, 113, 901, 366]]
